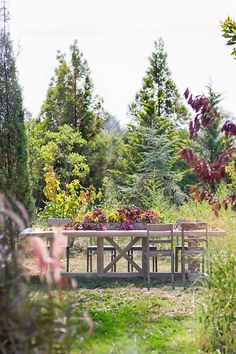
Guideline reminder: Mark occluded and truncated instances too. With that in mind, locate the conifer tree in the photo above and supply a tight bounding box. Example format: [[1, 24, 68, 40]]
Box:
[[41, 40, 105, 140], [0, 1, 33, 214], [196, 83, 229, 164], [117, 39, 191, 205], [129, 37, 188, 129]]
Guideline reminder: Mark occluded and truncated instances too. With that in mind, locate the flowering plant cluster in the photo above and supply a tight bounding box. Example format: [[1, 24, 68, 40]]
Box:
[[141, 209, 163, 223], [117, 207, 142, 223], [107, 210, 124, 223], [83, 208, 107, 224], [81, 207, 164, 230], [117, 207, 163, 230]]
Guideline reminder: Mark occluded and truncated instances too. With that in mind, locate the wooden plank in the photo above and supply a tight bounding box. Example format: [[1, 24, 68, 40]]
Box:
[[47, 218, 70, 225], [61, 272, 183, 279], [97, 237, 104, 275], [147, 223, 173, 231], [20, 229, 227, 239]]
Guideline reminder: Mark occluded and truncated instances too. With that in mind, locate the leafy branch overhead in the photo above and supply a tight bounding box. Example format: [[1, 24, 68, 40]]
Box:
[[221, 17, 236, 59]]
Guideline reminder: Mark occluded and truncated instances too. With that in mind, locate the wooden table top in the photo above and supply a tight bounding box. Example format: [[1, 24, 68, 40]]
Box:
[[20, 228, 227, 238]]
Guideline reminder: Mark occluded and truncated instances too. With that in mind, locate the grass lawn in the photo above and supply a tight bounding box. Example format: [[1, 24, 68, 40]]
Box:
[[58, 278, 203, 353]]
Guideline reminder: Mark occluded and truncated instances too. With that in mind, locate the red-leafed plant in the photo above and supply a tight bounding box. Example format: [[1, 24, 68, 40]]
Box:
[[179, 89, 236, 215]]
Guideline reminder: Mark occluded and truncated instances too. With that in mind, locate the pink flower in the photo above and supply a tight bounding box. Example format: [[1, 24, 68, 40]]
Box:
[[51, 227, 67, 283], [29, 237, 52, 272]]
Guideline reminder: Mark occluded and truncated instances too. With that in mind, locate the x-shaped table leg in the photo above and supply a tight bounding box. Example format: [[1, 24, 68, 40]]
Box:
[[103, 237, 143, 274]]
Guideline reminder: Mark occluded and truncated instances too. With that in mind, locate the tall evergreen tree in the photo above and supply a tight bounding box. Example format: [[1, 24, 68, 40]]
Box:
[[196, 83, 230, 164], [0, 1, 33, 214], [129, 37, 189, 128], [41, 40, 105, 140], [118, 38, 190, 204]]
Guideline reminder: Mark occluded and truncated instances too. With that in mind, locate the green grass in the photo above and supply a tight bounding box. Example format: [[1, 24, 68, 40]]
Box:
[[53, 278, 203, 353]]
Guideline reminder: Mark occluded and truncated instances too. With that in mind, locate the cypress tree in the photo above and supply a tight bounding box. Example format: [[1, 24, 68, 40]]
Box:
[[0, 1, 33, 214]]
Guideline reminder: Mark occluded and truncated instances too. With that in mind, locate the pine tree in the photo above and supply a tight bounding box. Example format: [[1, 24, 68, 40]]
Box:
[[196, 83, 229, 164], [41, 40, 105, 140], [0, 1, 33, 214], [129, 37, 188, 129]]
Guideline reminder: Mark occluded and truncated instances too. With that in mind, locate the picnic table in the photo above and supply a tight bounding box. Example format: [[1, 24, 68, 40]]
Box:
[[20, 228, 226, 278]]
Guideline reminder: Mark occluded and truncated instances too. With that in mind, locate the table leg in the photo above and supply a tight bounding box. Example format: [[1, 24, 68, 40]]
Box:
[[142, 237, 148, 279], [97, 237, 104, 275]]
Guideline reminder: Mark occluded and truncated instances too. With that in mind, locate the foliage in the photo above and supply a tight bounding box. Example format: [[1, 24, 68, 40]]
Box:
[[41, 40, 105, 140], [83, 208, 107, 224], [140, 128, 187, 204], [200, 248, 236, 353], [85, 126, 125, 189], [221, 17, 236, 59], [27, 122, 93, 214], [119, 39, 191, 208], [107, 210, 124, 223], [40, 178, 101, 220], [195, 83, 230, 164], [100, 177, 123, 212], [0, 193, 90, 353], [117, 206, 163, 229], [179, 89, 236, 215], [119, 127, 188, 208], [118, 38, 190, 199], [0, 3, 33, 215], [226, 159, 236, 191], [129, 37, 189, 128]]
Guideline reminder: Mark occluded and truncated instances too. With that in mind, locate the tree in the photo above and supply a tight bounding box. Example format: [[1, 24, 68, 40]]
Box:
[[179, 89, 236, 215], [41, 40, 105, 140], [0, 1, 33, 214], [120, 38, 190, 197], [129, 37, 189, 129], [195, 83, 230, 164], [139, 129, 187, 205]]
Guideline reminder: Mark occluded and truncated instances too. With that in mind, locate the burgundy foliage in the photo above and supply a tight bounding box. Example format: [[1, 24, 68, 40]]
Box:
[[178, 147, 234, 183], [222, 120, 236, 136], [180, 89, 236, 215], [184, 88, 220, 139]]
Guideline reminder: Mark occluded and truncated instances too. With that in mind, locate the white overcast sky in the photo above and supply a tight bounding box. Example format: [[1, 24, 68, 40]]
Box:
[[9, 0, 236, 125]]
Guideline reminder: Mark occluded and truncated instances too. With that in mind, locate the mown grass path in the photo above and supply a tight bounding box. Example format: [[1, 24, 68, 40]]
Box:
[[64, 279, 203, 353]]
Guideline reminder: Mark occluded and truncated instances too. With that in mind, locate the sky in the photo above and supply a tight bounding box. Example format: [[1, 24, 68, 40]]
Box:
[[9, 0, 236, 126]]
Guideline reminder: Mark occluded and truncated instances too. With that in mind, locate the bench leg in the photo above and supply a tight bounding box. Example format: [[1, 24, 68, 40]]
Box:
[[128, 250, 130, 272], [131, 250, 133, 272], [87, 250, 93, 272], [112, 249, 117, 272], [66, 246, 70, 272], [111, 249, 116, 272], [175, 248, 179, 272], [182, 254, 186, 285], [171, 254, 175, 287]]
